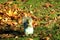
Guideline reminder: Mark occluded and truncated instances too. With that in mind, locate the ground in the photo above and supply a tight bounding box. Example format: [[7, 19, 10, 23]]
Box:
[[0, 0, 60, 40]]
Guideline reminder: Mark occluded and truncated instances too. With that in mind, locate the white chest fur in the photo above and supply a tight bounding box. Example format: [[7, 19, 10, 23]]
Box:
[[25, 27, 33, 35]]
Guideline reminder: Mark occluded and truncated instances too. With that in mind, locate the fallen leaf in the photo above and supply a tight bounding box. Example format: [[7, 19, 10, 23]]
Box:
[[44, 2, 53, 8], [27, 38, 33, 40]]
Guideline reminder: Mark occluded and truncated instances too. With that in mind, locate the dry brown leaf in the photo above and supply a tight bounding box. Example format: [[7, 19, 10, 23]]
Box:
[[44, 2, 53, 8], [50, 9, 55, 14], [32, 20, 38, 28]]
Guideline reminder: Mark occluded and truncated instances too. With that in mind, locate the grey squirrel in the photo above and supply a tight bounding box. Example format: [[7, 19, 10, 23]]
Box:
[[23, 16, 33, 35]]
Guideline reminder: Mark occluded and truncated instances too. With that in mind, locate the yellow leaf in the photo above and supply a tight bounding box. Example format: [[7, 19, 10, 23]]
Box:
[[0, 16, 2, 19], [7, 9, 13, 16], [13, 10, 18, 15]]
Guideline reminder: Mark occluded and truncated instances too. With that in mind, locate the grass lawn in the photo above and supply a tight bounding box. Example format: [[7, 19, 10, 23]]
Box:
[[0, 0, 60, 40]]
